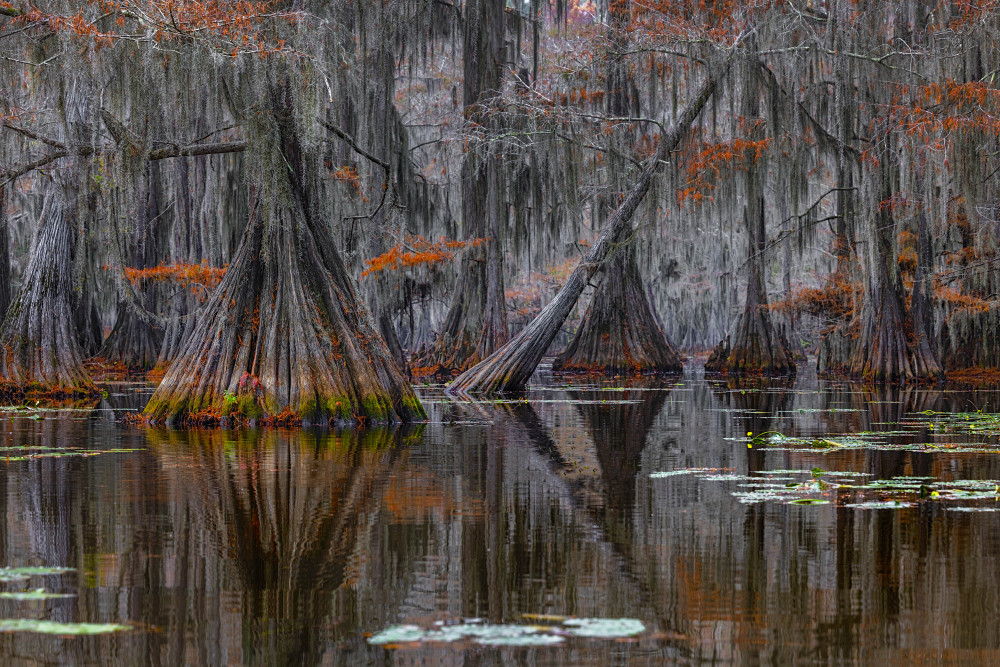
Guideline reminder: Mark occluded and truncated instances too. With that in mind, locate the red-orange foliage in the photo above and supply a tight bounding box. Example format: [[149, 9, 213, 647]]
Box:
[[770, 273, 861, 324], [329, 165, 365, 199], [631, 0, 766, 45], [678, 136, 772, 204], [884, 80, 1000, 142], [505, 257, 578, 321], [896, 228, 917, 274], [1, 1, 296, 58], [361, 235, 487, 278], [934, 284, 994, 318], [123, 261, 227, 294]]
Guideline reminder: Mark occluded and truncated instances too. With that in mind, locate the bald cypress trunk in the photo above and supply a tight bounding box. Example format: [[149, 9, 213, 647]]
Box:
[[552, 0, 682, 376], [99, 161, 164, 370], [0, 192, 97, 396], [705, 62, 794, 377], [144, 81, 423, 426], [0, 188, 10, 320], [554, 242, 682, 374], [353, 44, 418, 377], [847, 153, 941, 383], [412, 0, 508, 376]]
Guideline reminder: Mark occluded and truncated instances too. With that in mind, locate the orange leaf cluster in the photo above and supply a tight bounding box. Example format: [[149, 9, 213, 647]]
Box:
[[329, 165, 364, 198], [361, 235, 487, 279], [678, 137, 772, 204], [770, 273, 861, 323], [123, 261, 227, 292], [5, 1, 295, 58], [934, 284, 994, 318], [885, 79, 1000, 142]]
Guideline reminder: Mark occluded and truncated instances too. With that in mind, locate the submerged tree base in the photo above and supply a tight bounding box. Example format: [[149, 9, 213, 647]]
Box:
[[704, 318, 796, 377], [144, 80, 426, 428], [0, 193, 99, 397], [552, 249, 683, 376]]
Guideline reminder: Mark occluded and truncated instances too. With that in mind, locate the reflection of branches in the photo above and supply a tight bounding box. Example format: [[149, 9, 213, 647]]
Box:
[[494, 399, 692, 651]]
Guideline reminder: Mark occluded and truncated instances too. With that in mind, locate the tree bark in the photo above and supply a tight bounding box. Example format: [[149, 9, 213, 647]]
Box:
[[448, 60, 730, 395], [553, 242, 682, 374], [705, 199, 795, 376], [0, 187, 10, 320], [411, 0, 509, 376], [0, 191, 97, 396], [552, 0, 682, 376], [99, 161, 164, 370], [705, 58, 794, 377], [144, 81, 424, 426], [847, 155, 941, 383]]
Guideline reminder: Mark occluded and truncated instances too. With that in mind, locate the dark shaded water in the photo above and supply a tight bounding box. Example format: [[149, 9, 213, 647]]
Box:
[[2, 366, 1000, 664]]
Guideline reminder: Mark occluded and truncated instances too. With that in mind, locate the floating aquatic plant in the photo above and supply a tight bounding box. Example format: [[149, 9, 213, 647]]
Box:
[[0, 567, 74, 583], [0, 589, 74, 601], [0, 619, 129, 635], [368, 617, 645, 647]]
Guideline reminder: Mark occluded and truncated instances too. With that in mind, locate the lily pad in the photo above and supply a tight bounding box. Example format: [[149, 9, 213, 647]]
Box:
[[368, 617, 645, 646], [0, 619, 129, 634], [946, 506, 1000, 513], [368, 624, 424, 644], [562, 618, 645, 638], [0, 567, 74, 583], [844, 501, 914, 509], [650, 468, 719, 478], [0, 588, 74, 601]]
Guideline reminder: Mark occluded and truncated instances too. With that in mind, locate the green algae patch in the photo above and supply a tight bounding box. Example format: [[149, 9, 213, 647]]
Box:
[[0, 619, 129, 634], [0, 448, 142, 462], [361, 394, 388, 423], [400, 394, 427, 421]]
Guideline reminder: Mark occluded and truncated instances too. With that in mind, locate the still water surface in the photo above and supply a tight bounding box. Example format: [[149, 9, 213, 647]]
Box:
[[1, 365, 1000, 664]]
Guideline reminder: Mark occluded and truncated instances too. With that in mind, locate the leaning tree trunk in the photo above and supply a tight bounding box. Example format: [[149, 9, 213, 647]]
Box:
[[411, 0, 508, 376], [144, 82, 424, 426], [448, 60, 730, 395], [0, 192, 97, 396], [552, 0, 681, 375]]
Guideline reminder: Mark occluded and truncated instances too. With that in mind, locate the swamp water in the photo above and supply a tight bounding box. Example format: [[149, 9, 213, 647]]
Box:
[[0, 365, 999, 664]]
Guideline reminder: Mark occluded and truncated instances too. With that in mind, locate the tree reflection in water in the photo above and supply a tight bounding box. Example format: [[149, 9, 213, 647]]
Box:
[[0, 378, 999, 663]]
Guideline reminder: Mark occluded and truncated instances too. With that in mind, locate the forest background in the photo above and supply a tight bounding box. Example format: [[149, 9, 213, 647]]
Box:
[[0, 0, 998, 425]]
